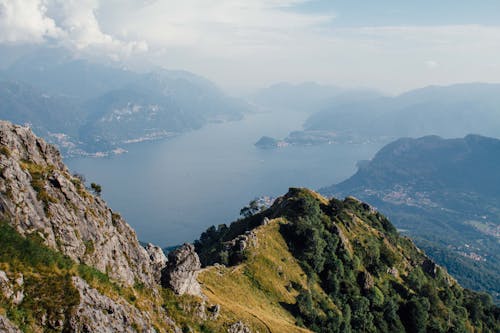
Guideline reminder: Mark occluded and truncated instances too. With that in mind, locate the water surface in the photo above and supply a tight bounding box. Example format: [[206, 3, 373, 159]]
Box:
[[67, 111, 382, 246]]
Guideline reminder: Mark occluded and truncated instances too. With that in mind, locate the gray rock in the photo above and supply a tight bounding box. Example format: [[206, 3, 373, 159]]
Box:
[[228, 321, 252, 333], [0, 314, 22, 333], [69, 276, 178, 333], [0, 121, 156, 287], [0, 270, 14, 299], [161, 243, 202, 296], [145, 243, 168, 283], [387, 267, 399, 278]]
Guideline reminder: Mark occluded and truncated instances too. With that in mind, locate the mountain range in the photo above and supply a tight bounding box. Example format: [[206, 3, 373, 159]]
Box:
[[0, 48, 249, 156], [259, 83, 500, 147], [321, 134, 500, 303]]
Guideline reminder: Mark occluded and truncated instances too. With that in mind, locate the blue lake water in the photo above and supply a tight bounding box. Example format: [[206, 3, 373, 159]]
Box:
[[66, 111, 383, 246]]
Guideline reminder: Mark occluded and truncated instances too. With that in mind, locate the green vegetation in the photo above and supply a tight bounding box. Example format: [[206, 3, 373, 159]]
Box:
[[196, 188, 500, 333], [0, 145, 11, 157], [90, 182, 102, 196], [323, 134, 500, 302], [0, 221, 79, 331]]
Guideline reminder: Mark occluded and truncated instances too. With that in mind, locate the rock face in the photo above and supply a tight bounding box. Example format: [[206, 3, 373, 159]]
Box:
[[0, 121, 154, 287], [0, 270, 24, 305], [0, 315, 22, 333], [228, 321, 252, 333], [69, 276, 177, 333], [145, 243, 168, 283], [161, 243, 202, 296]]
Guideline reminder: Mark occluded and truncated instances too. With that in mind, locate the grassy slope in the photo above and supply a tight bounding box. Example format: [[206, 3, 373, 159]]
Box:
[[199, 218, 314, 333]]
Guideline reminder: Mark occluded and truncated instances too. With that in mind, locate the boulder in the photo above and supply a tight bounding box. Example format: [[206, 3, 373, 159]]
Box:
[[228, 321, 251, 333], [145, 243, 168, 283], [161, 243, 202, 296], [0, 315, 22, 333]]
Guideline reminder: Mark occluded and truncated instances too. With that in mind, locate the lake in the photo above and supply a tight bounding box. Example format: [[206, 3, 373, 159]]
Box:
[[66, 110, 383, 246]]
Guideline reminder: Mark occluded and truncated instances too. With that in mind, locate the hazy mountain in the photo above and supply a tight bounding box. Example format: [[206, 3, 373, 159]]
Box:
[[0, 48, 250, 156], [303, 83, 500, 142], [321, 135, 500, 302], [251, 81, 381, 112], [3, 47, 137, 100]]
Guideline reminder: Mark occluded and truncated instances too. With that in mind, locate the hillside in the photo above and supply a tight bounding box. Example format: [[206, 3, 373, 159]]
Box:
[[1, 48, 249, 156], [321, 135, 500, 302], [281, 83, 500, 146], [196, 188, 500, 332], [0, 121, 498, 332]]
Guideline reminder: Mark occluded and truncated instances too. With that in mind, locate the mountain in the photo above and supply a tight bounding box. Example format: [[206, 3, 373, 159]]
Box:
[[1, 48, 250, 156], [195, 188, 500, 332], [321, 135, 500, 303], [3, 47, 137, 100], [286, 83, 500, 145], [251, 82, 381, 113], [0, 121, 498, 332]]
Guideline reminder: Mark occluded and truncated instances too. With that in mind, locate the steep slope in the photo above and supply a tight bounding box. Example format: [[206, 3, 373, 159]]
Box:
[[0, 120, 155, 286], [322, 135, 500, 302], [196, 188, 500, 332]]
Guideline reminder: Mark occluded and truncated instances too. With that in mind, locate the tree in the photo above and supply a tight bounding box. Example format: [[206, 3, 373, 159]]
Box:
[[240, 199, 262, 218], [90, 183, 102, 196]]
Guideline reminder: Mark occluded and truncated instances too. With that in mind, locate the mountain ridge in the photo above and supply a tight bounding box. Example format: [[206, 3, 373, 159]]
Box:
[[321, 134, 500, 302]]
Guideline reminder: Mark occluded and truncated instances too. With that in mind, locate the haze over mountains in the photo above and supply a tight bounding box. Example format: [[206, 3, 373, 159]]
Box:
[[321, 135, 500, 302], [256, 83, 500, 147], [0, 48, 249, 156]]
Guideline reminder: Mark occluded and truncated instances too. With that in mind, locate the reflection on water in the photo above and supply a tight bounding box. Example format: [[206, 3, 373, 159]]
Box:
[[66, 111, 382, 246]]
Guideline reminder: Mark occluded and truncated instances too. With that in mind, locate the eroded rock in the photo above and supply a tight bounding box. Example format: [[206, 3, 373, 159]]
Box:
[[161, 243, 202, 296], [0, 315, 22, 333], [0, 121, 156, 287], [228, 321, 252, 333]]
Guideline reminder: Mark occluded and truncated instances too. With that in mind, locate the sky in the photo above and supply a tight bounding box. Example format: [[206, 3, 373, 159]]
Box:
[[0, 0, 500, 94]]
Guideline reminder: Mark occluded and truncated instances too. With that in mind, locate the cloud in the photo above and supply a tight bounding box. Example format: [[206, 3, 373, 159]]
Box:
[[425, 60, 439, 69], [1, 1, 499, 93], [0, 0, 61, 42], [0, 0, 147, 58]]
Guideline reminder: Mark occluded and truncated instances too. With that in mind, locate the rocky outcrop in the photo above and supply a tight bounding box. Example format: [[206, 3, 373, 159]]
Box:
[[0, 315, 22, 333], [161, 243, 202, 296], [0, 121, 155, 287], [145, 243, 168, 283], [69, 276, 179, 333], [228, 321, 252, 333], [0, 270, 24, 305]]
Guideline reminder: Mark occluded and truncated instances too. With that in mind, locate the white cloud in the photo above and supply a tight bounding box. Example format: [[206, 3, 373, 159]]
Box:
[[425, 60, 439, 69], [1, 1, 500, 93], [0, 0, 61, 42], [0, 0, 147, 57]]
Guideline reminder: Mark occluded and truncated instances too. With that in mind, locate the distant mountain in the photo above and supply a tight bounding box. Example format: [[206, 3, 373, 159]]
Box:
[[251, 81, 381, 112], [303, 83, 500, 143], [3, 47, 137, 100], [321, 135, 500, 302], [0, 48, 250, 156]]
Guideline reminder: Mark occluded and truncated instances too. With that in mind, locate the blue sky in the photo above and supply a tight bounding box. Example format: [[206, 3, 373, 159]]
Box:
[[1, 0, 499, 94], [293, 0, 500, 26]]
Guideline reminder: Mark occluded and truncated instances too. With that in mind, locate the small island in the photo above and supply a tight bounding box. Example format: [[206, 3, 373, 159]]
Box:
[[254, 136, 288, 149]]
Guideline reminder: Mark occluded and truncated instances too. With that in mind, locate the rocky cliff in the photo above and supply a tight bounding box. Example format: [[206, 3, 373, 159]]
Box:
[[0, 121, 155, 287]]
